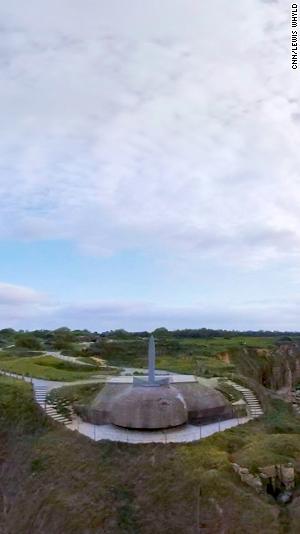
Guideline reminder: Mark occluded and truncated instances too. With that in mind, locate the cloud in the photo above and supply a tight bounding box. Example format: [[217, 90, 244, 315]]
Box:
[[51, 299, 300, 332], [0, 282, 46, 305], [0, 1, 298, 268], [1, 281, 300, 332], [0, 282, 54, 326]]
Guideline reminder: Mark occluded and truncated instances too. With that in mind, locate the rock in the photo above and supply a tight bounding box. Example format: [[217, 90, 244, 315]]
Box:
[[277, 491, 293, 504], [239, 467, 249, 475], [259, 465, 276, 478], [287, 495, 300, 527], [241, 473, 263, 493], [231, 463, 240, 474], [279, 463, 295, 490], [231, 463, 263, 493], [233, 462, 295, 497]]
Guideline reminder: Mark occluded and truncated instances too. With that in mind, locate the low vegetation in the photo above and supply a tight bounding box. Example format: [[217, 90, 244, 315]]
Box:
[[2, 328, 300, 532], [80, 335, 277, 377], [47, 382, 105, 406], [0, 355, 101, 381], [1, 375, 300, 532]]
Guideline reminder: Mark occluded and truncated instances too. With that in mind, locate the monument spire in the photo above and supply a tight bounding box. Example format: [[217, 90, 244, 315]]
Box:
[[148, 334, 156, 385]]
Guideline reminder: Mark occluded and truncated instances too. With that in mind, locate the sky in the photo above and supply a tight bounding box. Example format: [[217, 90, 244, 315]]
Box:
[[0, 0, 300, 332]]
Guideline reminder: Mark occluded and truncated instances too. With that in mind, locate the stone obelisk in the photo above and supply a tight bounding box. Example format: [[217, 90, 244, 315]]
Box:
[[148, 334, 156, 385], [133, 334, 169, 387]]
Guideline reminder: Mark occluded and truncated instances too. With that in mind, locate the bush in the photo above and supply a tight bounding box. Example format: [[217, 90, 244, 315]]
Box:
[[15, 334, 42, 351]]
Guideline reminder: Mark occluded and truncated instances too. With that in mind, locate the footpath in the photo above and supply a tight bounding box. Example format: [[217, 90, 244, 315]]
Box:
[[0, 369, 262, 444]]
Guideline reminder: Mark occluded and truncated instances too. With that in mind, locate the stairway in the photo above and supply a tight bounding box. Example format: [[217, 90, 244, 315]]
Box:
[[291, 390, 300, 415], [226, 381, 264, 418], [34, 384, 72, 425]]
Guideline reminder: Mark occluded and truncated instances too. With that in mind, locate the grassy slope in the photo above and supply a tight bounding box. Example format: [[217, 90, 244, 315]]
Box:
[[47, 382, 105, 405], [91, 336, 276, 377], [0, 336, 277, 382], [2, 376, 300, 533], [0, 355, 100, 381]]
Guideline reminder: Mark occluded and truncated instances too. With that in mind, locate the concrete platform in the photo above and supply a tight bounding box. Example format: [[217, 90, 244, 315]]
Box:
[[107, 374, 197, 384], [69, 417, 251, 444]]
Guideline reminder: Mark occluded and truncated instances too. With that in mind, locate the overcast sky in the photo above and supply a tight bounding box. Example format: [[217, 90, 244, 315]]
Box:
[[0, 0, 299, 331]]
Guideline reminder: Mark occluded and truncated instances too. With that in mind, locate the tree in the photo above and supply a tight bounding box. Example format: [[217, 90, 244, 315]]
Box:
[[15, 333, 42, 350], [52, 327, 75, 350], [153, 327, 169, 338]]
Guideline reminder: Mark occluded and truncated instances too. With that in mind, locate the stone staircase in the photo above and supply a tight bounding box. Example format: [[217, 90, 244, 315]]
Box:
[[291, 389, 300, 415], [34, 384, 72, 425], [226, 381, 264, 419]]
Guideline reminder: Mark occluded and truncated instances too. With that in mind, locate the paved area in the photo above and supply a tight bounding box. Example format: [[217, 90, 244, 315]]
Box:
[[0, 368, 253, 444], [45, 351, 94, 366], [108, 374, 197, 384], [121, 367, 171, 376], [69, 416, 251, 444], [34, 383, 72, 425], [291, 389, 300, 415], [0, 346, 94, 367]]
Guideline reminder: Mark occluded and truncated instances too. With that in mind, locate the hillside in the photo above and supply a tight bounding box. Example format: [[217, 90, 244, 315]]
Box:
[[0, 375, 300, 531], [2, 332, 300, 532]]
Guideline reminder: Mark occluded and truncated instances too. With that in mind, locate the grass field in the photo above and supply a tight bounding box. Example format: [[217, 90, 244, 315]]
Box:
[[86, 336, 276, 375], [90, 336, 276, 377], [0, 355, 102, 381], [0, 336, 279, 380], [1, 375, 300, 532], [179, 336, 276, 352]]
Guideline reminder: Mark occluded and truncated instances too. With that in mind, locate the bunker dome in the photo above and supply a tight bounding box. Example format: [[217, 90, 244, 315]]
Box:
[[78, 335, 233, 430], [110, 384, 188, 429]]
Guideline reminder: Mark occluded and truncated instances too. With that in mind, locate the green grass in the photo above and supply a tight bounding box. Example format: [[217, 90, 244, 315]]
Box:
[[178, 336, 275, 350], [47, 382, 104, 406], [0, 335, 279, 384], [47, 382, 105, 419], [1, 335, 300, 533], [215, 381, 243, 403], [0, 375, 47, 431], [0, 356, 102, 381], [2, 375, 300, 532], [1, 347, 44, 356], [0, 351, 19, 361], [87, 336, 276, 377]]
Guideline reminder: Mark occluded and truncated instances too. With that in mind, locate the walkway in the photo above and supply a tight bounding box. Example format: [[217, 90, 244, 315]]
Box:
[[68, 416, 251, 444], [0, 345, 93, 367], [1, 368, 254, 444], [43, 351, 94, 367], [226, 380, 264, 418], [291, 389, 300, 415], [0, 369, 72, 425], [34, 382, 72, 425]]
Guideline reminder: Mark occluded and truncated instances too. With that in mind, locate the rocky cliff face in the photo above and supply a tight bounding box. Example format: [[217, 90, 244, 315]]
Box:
[[262, 344, 300, 397], [231, 343, 300, 399], [232, 462, 296, 503]]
